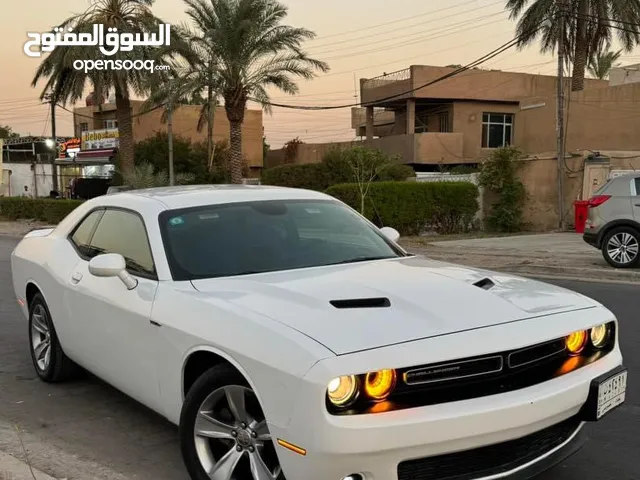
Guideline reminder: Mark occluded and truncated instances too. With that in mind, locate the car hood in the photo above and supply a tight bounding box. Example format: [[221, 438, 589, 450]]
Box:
[[191, 256, 599, 355]]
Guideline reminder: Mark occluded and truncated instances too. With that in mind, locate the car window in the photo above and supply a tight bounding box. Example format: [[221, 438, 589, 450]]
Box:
[[70, 210, 104, 257], [159, 199, 405, 281], [88, 209, 156, 277], [635, 178, 640, 195]]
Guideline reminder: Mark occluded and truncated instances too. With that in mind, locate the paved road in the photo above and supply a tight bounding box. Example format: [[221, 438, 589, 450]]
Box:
[[0, 235, 638, 480]]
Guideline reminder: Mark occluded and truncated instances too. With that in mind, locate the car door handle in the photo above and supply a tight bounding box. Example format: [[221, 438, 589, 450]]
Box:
[[635, 203, 640, 207], [71, 272, 83, 284]]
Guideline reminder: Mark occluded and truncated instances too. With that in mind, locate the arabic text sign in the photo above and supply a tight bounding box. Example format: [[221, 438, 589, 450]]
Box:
[[82, 129, 119, 150], [24, 24, 171, 58]]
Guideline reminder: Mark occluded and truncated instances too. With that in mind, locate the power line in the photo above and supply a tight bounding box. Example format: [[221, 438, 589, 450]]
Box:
[[308, 3, 506, 55], [318, 15, 508, 62], [251, 18, 551, 111], [305, 0, 483, 43]]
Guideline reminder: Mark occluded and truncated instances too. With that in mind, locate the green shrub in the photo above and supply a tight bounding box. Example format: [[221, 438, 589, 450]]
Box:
[[261, 146, 415, 191], [261, 163, 329, 191], [0, 197, 83, 223], [478, 146, 526, 232], [326, 181, 479, 236]]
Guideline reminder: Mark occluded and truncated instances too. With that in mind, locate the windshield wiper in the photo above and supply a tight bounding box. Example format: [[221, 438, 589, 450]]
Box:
[[326, 256, 396, 266]]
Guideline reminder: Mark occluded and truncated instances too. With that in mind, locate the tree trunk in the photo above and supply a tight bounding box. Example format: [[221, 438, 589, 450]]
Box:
[[229, 120, 243, 184], [225, 98, 246, 184], [114, 86, 135, 177], [207, 75, 214, 169], [571, 0, 588, 92]]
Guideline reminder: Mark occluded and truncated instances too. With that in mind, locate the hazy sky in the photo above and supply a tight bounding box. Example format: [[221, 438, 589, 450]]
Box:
[[2, 0, 639, 148]]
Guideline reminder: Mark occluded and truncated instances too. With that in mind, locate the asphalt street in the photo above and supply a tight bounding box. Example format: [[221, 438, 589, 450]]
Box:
[[0, 234, 638, 480]]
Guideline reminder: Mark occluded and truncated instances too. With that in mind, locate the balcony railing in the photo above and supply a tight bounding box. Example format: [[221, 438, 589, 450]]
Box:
[[362, 68, 411, 89]]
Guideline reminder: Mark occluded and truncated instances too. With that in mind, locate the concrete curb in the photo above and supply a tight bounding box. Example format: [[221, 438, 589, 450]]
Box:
[[0, 451, 57, 480]]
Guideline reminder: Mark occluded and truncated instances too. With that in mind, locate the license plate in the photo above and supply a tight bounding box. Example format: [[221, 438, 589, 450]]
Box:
[[596, 370, 627, 419]]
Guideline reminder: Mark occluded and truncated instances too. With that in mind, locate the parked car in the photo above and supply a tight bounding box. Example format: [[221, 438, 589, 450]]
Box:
[[583, 172, 640, 268], [11, 185, 626, 480]]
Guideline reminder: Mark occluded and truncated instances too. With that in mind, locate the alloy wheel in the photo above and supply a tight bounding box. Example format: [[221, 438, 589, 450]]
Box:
[[606, 232, 639, 265], [31, 304, 51, 371], [193, 385, 282, 480]]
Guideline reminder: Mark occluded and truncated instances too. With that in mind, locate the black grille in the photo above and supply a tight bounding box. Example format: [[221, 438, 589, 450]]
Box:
[[397, 415, 581, 480]]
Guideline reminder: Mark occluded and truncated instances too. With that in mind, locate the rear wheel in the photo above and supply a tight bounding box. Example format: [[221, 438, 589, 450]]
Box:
[[180, 364, 285, 480], [602, 227, 640, 268], [28, 292, 79, 382]]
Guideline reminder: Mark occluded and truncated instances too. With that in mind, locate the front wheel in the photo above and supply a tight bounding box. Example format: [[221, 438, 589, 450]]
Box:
[[180, 364, 285, 480], [601, 227, 640, 268]]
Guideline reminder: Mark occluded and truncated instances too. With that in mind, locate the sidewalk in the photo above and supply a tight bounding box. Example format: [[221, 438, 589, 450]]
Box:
[[400, 233, 640, 284], [0, 451, 57, 480], [0, 221, 53, 238], [0, 421, 127, 480]]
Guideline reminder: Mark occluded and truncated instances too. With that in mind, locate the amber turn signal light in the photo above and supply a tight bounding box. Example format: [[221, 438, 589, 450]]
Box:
[[566, 330, 588, 355]]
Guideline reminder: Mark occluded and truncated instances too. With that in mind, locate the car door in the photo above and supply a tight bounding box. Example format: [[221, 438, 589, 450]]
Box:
[[65, 207, 162, 412]]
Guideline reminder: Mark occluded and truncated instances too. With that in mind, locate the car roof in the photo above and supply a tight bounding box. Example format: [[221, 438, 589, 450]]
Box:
[[105, 184, 333, 210]]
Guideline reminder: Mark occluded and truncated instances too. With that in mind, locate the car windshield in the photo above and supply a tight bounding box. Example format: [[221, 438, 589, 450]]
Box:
[[159, 199, 405, 280]]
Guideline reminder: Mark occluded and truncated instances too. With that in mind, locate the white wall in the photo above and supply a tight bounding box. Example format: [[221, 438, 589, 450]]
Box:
[[3, 162, 54, 197]]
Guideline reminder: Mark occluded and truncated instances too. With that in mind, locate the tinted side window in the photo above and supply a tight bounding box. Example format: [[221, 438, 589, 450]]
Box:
[[635, 178, 640, 195], [70, 210, 104, 256], [89, 210, 156, 277]]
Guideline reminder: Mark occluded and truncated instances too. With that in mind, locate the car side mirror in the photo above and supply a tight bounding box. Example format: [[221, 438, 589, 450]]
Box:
[[380, 226, 400, 243], [88, 253, 138, 290]]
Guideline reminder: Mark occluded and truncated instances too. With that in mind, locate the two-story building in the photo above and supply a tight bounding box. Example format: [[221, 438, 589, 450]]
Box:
[[352, 65, 617, 167]]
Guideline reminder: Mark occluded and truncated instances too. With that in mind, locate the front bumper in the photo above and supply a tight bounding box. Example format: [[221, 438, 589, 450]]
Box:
[[270, 310, 623, 480]]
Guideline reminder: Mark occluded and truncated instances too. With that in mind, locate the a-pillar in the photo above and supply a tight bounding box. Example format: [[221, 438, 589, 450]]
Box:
[[365, 106, 374, 140], [406, 98, 416, 134]]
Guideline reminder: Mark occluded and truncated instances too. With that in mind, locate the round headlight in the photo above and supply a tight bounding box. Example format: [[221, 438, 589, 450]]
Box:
[[327, 375, 358, 407], [590, 324, 610, 348], [364, 369, 397, 401], [566, 330, 588, 355]]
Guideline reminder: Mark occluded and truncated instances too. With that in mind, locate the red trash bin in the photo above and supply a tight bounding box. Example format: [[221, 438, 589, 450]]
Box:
[[574, 200, 589, 233]]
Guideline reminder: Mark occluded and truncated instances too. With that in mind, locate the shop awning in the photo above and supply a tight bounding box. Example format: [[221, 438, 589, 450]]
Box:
[[56, 148, 117, 165]]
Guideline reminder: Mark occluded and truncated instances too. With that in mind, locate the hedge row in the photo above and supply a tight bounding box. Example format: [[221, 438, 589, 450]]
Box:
[[0, 181, 479, 237], [0, 197, 83, 224], [326, 181, 479, 236], [261, 161, 414, 192]]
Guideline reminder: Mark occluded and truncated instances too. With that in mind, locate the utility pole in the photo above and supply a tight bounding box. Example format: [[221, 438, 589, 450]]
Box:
[[167, 99, 174, 186], [556, 0, 567, 230], [44, 93, 59, 192]]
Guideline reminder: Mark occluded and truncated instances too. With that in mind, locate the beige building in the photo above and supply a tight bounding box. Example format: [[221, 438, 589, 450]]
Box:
[[73, 97, 264, 175], [273, 65, 640, 167]]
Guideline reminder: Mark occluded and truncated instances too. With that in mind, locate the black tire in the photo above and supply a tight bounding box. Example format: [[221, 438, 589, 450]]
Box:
[[28, 292, 79, 382], [601, 226, 640, 269], [180, 364, 285, 480]]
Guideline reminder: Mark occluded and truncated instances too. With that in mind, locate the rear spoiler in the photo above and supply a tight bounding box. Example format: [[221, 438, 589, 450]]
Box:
[[24, 227, 56, 238]]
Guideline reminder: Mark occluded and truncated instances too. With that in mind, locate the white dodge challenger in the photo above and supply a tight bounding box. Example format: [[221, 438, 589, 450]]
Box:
[[11, 185, 627, 480]]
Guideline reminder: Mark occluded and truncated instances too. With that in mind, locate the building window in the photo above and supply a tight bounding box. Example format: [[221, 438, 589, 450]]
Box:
[[482, 113, 513, 148], [104, 119, 118, 129], [80, 123, 89, 132]]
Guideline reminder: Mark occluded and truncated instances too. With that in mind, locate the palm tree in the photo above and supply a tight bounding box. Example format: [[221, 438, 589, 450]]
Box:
[[143, 24, 220, 168], [506, 0, 640, 91], [184, 0, 329, 183], [31, 0, 187, 177], [588, 48, 622, 79]]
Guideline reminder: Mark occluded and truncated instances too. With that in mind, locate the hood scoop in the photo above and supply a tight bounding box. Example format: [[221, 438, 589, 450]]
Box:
[[330, 297, 391, 309], [473, 277, 495, 290]]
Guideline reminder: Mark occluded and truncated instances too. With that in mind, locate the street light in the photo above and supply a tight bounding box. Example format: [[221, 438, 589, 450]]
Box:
[[45, 139, 55, 149]]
